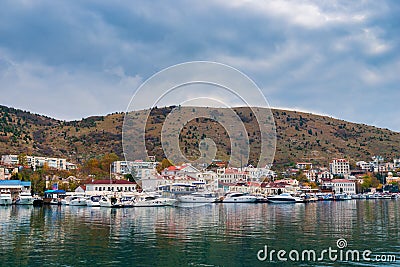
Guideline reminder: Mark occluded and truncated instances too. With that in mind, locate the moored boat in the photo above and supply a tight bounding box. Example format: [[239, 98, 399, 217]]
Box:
[[15, 192, 34, 205], [86, 195, 101, 207], [133, 194, 176, 207], [69, 196, 87, 206], [0, 190, 13, 206], [222, 192, 258, 203], [267, 193, 305, 203], [99, 195, 124, 208], [177, 192, 217, 203]]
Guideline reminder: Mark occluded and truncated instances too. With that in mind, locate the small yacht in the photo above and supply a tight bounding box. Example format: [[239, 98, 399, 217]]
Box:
[[334, 193, 352, 201], [177, 192, 217, 203], [222, 192, 258, 203], [15, 192, 34, 205], [133, 194, 176, 207], [0, 190, 13, 205], [267, 193, 304, 203], [99, 195, 124, 208], [86, 195, 101, 207], [69, 196, 87, 206]]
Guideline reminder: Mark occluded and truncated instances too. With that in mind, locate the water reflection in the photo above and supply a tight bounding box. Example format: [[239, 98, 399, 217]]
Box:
[[0, 201, 399, 266]]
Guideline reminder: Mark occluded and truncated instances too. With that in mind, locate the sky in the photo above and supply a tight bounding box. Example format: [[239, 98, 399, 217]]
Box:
[[0, 0, 399, 131]]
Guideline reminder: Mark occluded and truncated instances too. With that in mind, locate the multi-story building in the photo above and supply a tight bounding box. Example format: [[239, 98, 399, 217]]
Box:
[[356, 161, 371, 171], [394, 159, 400, 170], [329, 179, 356, 194], [112, 160, 158, 180], [329, 158, 350, 177], [216, 167, 250, 184], [296, 162, 313, 170], [1, 154, 67, 170], [85, 179, 137, 194]]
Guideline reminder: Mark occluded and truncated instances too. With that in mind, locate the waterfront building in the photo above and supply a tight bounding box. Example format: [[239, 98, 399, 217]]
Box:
[[329, 158, 350, 177], [322, 179, 356, 194], [85, 179, 137, 194], [0, 180, 31, 198]]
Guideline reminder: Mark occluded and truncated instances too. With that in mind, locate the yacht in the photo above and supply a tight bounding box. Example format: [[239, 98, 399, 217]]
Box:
[[99, 195, 124, 208], [86, 195, 101, 207], [222, 192, 258, 203], [0, 190, 13, 205], [177, 192, 217, 203], [334, 193, 352, 201], [69, 196, 87, 206], [267, 193, 305, 203], [133, 194, 176, 207], [15, 192, 34, 205]]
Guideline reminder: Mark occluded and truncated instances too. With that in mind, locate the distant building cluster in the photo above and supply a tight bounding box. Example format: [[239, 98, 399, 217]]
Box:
[[2, 151, 400, 195]]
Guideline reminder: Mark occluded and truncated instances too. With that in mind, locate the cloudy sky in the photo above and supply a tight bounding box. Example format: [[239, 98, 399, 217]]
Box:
[[0, 0, 399, 131]]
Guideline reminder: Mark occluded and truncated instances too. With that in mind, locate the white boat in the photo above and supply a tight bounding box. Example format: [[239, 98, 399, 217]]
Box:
[[222, 192, 258, 203], [99, 195, 124, 208], [61, 196, 72, 205], [0, 190, 13, 205], [133, 194, 176, 207], [177, 192, 217, 203], [267, 193, 304, 203], [69, 196, 87, 206], [86, 195, 101, 207], [15, 192, 34, 205]]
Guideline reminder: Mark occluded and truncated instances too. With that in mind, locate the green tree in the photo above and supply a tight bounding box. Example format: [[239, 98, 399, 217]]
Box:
[[30, 172, 46, 195]]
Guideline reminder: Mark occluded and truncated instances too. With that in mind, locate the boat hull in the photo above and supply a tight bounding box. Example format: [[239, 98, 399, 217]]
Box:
[[178, 196, 216, 203], [222, 197, 257, 203]]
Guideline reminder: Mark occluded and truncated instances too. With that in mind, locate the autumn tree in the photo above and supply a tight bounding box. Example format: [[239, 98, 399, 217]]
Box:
[[18, 153, 28, 166], [156, 158, 173, 173]]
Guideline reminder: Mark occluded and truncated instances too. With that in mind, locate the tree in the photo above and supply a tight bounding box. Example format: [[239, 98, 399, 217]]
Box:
[[30, 172, 46, 195], [99, 153, 120, 172], [124, 173, 135, 182], [156, 158, 173, 173], [361, 173, 381, 191], [18, 153, 28, 166]]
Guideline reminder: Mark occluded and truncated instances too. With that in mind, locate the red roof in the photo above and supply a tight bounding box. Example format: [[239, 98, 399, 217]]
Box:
[[86, 179, 136, 185]]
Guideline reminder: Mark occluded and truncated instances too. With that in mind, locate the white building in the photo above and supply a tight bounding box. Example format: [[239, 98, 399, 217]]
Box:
[[356, 161, 371, 171], [217, 167, 250, 184], [112, 160, 158, 180], [1, 154, 67, 170], [85, 179, 137, 194], [330, 179, 356, 194], [161, 164, 200, 178], [317, 171, 333, 181], [394, 159, 400, 170], [243, 166, 275, 182], [329, 158, 350, 176], [296, 162, 313, 170]]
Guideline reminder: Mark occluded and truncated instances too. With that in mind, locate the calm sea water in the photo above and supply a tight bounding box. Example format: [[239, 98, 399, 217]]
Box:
[[0, 200, 399, 266]]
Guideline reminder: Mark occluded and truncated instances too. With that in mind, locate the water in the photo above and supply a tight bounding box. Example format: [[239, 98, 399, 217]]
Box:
[[0, 200, 399, 266]]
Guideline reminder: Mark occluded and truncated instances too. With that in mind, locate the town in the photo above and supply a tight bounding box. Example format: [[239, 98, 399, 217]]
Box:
[[1, 152, 399, 206]]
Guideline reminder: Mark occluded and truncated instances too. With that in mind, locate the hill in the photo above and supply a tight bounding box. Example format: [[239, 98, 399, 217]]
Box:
[[1, 104, 399, 167]]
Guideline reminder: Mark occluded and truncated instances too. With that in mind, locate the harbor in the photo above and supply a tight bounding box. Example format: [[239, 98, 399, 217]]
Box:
[[1, 199, 399, 266]]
